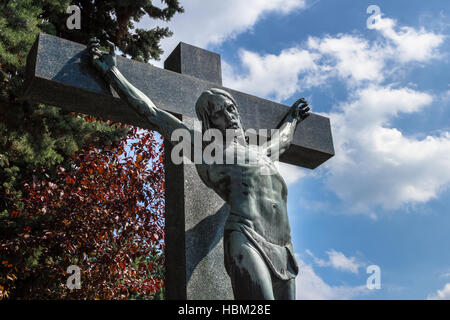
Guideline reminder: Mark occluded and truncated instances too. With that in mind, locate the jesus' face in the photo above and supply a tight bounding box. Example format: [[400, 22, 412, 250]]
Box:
[[208, 95, 241, 132]]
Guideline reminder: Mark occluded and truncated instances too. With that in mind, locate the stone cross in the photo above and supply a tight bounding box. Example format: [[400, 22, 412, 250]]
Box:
[[24, 33, 334, 299]]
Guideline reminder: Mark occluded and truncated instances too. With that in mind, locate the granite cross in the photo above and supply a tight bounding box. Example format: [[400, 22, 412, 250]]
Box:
[[24, 33, 334, 299]]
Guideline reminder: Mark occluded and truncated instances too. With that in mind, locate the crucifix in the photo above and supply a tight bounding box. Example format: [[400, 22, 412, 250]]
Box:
[[24, 33, 334, 299]]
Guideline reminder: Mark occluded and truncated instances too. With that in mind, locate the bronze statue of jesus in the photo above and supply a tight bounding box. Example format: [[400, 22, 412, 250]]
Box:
[[89, 38, 310, 300]]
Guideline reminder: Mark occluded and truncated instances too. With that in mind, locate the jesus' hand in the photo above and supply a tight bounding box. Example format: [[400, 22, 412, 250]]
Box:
[[88, 38, 117, 75], [290, 98, 310, 120]]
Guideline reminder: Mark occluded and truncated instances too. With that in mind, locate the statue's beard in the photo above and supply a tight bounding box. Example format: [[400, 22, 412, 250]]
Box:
[[226, 122, 239, 129]]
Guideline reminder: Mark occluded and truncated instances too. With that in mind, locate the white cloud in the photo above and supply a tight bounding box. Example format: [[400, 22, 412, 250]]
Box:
[[222, 14, 445, 101], [278, 162, 308, 186], [221, 14, 448, 211], [326, 86, 450, 211], [307, 35, 386, 84], [140, 0, 307, 66], [305, 16, 445, 85], [427, 283, 450, 300], [327, 250, 363, 274], [224, 48, 318, 101], [224, 37, 375, 99], [306, 249, 363, 274], [305, 249, 328, 266], [442, 90, 450, 103], [296, 255, 368, 299], [373, 17, 445, 63]]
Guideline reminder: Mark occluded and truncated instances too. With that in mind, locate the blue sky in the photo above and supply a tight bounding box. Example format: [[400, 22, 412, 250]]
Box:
[[140, 0, 450, 299]]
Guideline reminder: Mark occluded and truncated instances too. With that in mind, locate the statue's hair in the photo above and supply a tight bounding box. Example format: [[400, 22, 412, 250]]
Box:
[[195, 88, 239, 132]]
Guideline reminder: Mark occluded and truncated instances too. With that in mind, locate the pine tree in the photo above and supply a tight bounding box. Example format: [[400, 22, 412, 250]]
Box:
[[0, 0, 183, 299]]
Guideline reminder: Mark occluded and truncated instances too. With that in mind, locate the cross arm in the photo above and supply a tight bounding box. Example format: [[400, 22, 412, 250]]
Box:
[[104, 64, 193, 144], [23, 33, 334, 169]]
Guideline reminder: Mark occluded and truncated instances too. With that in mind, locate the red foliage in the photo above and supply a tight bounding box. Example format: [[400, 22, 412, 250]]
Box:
[[1, 125, 165, 299]]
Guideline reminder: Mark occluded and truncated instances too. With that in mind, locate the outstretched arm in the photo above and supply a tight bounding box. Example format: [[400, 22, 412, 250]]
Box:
[[263, 98, 310, 158], [88, 38, 191, 141]]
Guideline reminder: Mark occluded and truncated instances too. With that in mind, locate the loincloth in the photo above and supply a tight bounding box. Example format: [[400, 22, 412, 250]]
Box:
[[224, 225, 299, 281]]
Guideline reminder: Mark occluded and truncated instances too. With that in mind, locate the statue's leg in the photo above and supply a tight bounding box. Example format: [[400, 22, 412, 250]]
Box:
[[272, 249, 297, 300], [224, 230, 274, 300], [272, 277, 295, 300]]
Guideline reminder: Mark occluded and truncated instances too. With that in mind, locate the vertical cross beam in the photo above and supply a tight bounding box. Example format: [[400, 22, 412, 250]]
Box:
[[163, 43, 233, 299]]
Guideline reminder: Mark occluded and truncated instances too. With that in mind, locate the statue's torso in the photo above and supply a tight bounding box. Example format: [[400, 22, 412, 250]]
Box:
[[196, 141, 299, 280], [198, 142, 292, 245]]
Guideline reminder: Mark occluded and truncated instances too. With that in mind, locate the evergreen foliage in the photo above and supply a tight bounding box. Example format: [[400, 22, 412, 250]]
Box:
[[0, 0, 182, 299]]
